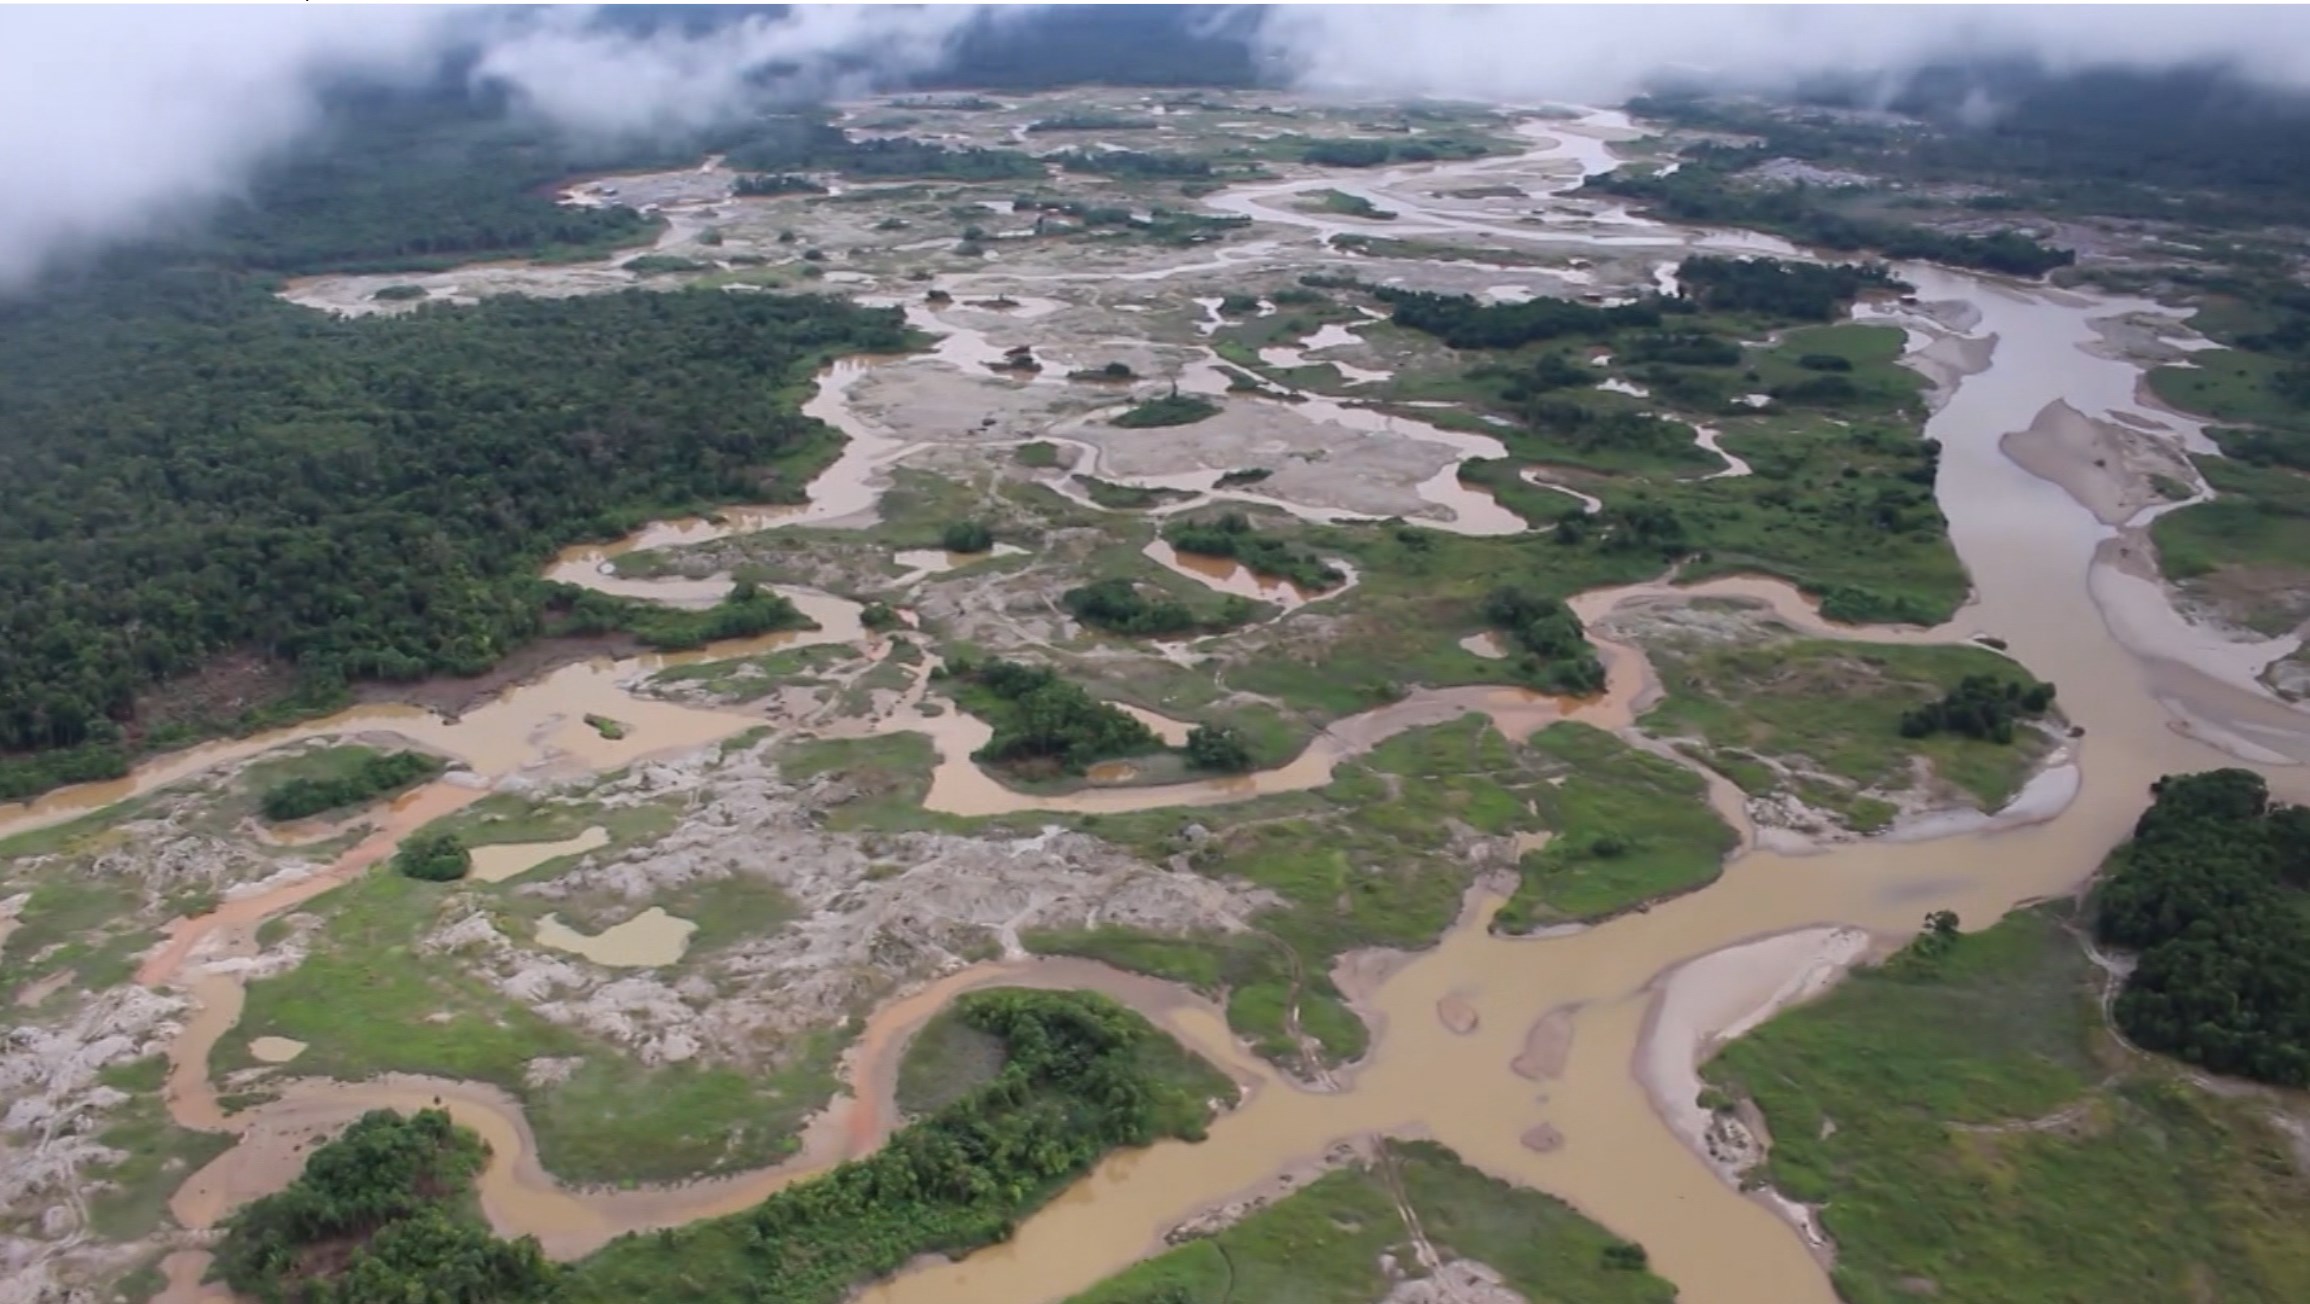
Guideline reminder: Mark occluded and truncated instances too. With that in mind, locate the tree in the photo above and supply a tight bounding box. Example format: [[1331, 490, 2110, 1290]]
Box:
[[942, 520, 994, 553], [395, 831, 472, 882], [1184, 725, 1253, 773]]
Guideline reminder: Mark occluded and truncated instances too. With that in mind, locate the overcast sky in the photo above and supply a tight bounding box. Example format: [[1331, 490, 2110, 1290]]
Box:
[[3, 4, 2307, 289]]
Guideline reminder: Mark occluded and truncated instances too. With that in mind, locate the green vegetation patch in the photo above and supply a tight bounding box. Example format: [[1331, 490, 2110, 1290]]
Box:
[[1064, 576, 1258, 639], [254, 745, 445, 821], [1643, 634, 2060, 825], [1112, 393, 1222, 429], [1496, 723, 1739, 930], [2094, 768, 2310, 1085], [945, 657, 1163, 776], [1039, 717, 1723, 1069], [224, 870, 835, 1184], [894, 1005, 1013, 1119], [0, 282, 908, 802], [646, 643, 854, 704], [84, 1056, 236, 1241], [1302, 188, 1397, 221], [1162, 513, 1344, 592], [1071, 1140, 1672, 1304], [563, 989, 1232, 1304], [2152, 454, 2310, 635], [1709, 906, 2310, 1303], [214, 1108, 554, 1303]]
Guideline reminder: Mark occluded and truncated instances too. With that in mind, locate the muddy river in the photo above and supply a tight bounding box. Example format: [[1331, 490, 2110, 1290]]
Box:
[[13, 108, 2310, 1304]]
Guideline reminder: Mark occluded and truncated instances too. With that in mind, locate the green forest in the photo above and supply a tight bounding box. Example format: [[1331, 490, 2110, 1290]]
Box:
[[2094, 769, 2310, 1085], [0, 281, 905, 799]]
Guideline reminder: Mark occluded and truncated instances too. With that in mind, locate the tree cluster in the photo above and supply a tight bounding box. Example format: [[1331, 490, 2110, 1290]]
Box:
[[1673, 256, 1902, 322], [948, 659, 1162, 774], [261, 750, 443, 822], [1113, 394, 1223, 428], [733, 173, 828, 196], [564, 989, 1222, 1304], [1480, 587, 1607, 695], [212, 1108, 555, 1303], [723, 115, 1042, 182], [1184, 725, 1255, 773], [1596, 164, 2075, 277], [941, 521, 995, 553], [1062, 578, 1251, 639], [2095, 769, 2310, 1086], [1048, 149, 1214, 179], [1375, 287, 1669, 351], [1160, 515, 1343, 592], [1896, 674, 2056, 744]]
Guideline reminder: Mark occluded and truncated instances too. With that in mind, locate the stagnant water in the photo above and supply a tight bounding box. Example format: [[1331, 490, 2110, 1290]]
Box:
[[9, 110, 2306, 1304]]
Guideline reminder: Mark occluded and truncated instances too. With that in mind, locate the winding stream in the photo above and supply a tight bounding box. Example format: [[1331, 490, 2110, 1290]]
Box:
[[14, 105, 2310, 1304]]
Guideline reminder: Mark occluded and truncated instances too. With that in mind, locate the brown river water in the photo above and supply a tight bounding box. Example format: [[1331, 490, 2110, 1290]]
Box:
[[11, 111, 2310, 1304]]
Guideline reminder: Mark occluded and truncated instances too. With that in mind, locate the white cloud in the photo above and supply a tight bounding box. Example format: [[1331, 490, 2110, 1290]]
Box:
[[0, 6, 461, 286], [1254, 5, 2310, 105], [472, 6, 988, 141], [0, 5, 993, 289]]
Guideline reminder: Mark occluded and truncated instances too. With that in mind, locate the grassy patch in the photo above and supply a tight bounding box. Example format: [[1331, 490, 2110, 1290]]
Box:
[[1037, 717, 1646, 1069], [83, 1056, 236, 1240], [2149, 349, 2302, 429], [1497, 723, 1738, 930], [2152, 455, 2310, 634], [1070, 1140, 1674, 1303], [774, 732, 945, 832], [1709, 907, 2310, 1304], [426, 788, 682, 851], [224, 870, 836, 1185], [1643, 635, 2058, 819], [894, 1005, 1012, 1118], [646, 643, 854, 703]]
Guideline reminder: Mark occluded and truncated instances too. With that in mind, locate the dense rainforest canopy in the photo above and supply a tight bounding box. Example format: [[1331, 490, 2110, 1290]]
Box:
[[2094, 769, 2310, 1086], [0, 278, 904, 795]]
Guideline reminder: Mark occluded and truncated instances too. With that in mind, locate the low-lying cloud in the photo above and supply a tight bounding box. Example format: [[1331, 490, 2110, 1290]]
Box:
[[1254, 5, 2310, 105], [0, 4, 993, 289], [0, 6, 458, 287], [473, 6, 987, 140]]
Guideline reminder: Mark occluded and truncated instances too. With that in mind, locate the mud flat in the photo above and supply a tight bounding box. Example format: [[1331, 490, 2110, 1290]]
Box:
[[2000, 399, 2196, 527]]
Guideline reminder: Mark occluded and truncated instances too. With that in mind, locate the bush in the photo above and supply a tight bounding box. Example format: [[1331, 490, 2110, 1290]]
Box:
[[1112, 394, 1221, 429], [941, 520, 994, 553], [394, 831, 472, 882], [1184, 725, 1254, 773]]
